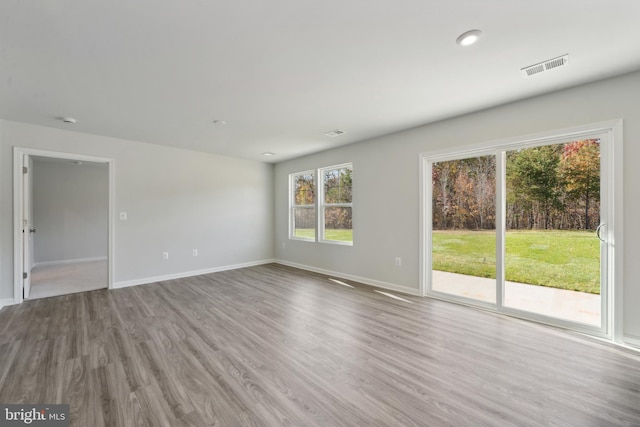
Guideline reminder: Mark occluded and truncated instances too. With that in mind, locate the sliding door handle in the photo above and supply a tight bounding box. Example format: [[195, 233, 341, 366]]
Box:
[[596, 223, 606, 243]]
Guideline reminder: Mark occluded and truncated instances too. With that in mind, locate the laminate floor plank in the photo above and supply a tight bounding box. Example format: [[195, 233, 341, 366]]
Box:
[[1, 263, 640, 426]]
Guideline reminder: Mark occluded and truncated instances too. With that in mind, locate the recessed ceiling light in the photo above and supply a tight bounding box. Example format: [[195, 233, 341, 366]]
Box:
[[456, 29, 482, 47], [325, 129, 346, 138], [62, 117, 77, 124], [212, 120, 226, 125], [262, 152, 276, 156]]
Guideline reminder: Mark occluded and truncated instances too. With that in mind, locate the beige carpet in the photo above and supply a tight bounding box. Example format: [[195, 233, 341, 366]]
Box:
[[29, 260, 107, 300]]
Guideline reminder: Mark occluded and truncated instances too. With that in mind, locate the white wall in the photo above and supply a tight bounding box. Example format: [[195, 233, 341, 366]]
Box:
[[0, 121, 274, 295], [274, 70, 640, 343], [33, 159, 108, 264]]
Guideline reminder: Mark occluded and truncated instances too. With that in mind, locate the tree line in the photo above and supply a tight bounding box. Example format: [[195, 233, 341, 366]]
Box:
[[432, 140, 600, 231]]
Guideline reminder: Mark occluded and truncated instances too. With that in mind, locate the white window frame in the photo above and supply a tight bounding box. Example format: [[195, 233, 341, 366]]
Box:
[[318, 163, 353, 246], [289, 170, 316, 242]]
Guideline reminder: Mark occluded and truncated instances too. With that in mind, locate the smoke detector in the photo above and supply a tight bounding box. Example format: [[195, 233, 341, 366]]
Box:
[[325, 129, 346, 138], [521, 54, 569, 77]]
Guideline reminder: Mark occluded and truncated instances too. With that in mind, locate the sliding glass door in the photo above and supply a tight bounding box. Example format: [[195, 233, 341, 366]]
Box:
[[426, 131, 610, 335], [503, 140, 603, 326], [431, 155, 496, 305]]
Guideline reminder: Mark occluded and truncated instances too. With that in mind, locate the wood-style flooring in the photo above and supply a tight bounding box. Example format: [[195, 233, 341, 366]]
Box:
[[1, 263, 639, 426]]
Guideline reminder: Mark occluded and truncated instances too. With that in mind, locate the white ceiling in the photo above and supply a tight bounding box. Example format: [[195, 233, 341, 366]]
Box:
[[31, 155, 106, 168], [1, 0, 640, 163]]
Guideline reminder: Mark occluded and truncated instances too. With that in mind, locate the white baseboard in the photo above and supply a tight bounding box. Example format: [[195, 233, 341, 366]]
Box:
[[623, 335, 640, 350], [0, 298, 16, 310], [275, 259, 421, 296], [35, 256, 107, 268], [112, 259, 276, 289]]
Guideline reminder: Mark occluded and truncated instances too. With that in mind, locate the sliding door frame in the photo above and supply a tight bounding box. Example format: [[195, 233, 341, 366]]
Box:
[[419, 120, 623, 341]]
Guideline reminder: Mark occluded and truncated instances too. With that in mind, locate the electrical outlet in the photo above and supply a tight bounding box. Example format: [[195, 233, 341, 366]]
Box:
[[162, 252, 169, 260], [192, 249, 198, 256], [395, 257, 402, 267]]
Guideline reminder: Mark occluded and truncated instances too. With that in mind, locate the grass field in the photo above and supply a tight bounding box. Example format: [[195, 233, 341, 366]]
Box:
[[294, 228, 352, 242], [432, 230, 600, 294]]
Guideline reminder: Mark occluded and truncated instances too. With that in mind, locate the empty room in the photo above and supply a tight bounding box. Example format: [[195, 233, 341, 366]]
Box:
[[1, 0, 640, 426]]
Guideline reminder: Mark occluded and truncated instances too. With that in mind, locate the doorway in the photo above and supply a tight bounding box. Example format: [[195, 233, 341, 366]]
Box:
[[13, 148, 113, 303], [421, 122, 621, 339]]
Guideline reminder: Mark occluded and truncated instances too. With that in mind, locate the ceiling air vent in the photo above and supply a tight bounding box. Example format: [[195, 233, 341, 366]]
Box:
[[521, 54, 569, 77], [325, 129, 346, 138]]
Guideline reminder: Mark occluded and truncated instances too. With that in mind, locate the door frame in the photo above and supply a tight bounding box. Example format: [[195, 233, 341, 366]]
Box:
[[13, 147, 115, 303], [22, 155, 34, 299], [419, 120, 623, 342]]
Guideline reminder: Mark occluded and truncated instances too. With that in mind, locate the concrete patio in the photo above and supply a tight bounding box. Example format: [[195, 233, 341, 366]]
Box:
[[432, 270, 600, 326]]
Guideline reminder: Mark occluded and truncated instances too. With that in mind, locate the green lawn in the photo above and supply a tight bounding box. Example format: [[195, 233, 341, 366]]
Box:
[[432, 230, 600, 294], [294, 228, 352, 242]]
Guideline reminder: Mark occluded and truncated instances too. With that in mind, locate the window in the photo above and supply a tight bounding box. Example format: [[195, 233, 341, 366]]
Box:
[[289, 171, 316, 241], [289, 163, 354, 245], [319, 163, 353, 245]]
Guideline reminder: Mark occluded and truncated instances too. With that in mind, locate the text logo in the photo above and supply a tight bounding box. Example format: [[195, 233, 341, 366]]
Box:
[[1, 405, 69, 426]]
